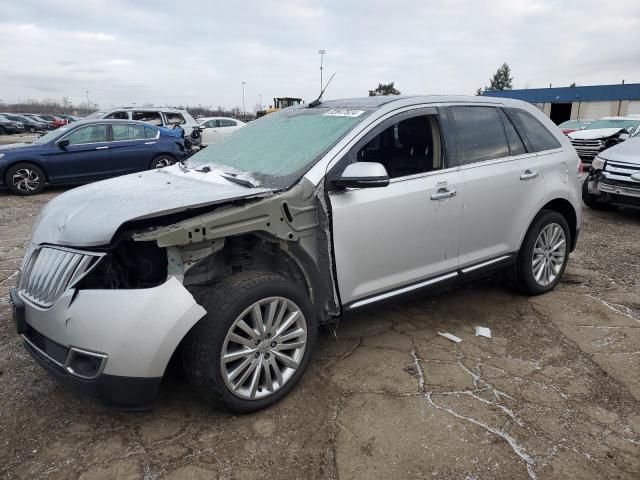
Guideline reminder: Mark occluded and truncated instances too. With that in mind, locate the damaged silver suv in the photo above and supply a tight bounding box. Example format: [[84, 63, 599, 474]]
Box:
[[10, 96, 582, 412]]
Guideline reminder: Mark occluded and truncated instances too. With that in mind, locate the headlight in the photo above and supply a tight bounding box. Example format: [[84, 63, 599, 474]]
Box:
[[591, 157, 605, 170]]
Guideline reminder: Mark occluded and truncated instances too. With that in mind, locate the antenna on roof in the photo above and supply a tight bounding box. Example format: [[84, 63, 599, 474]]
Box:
[[309, 73, 336, 108]]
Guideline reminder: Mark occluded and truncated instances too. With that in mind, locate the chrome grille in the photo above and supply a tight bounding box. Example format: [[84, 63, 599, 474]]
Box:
[[570, 138, 603, 160], [18, 246, 103, 307], [602, 160, 640, 186]]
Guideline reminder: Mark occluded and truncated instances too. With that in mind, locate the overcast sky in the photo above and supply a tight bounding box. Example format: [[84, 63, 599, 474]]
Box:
[[1, 0, 639, 111]]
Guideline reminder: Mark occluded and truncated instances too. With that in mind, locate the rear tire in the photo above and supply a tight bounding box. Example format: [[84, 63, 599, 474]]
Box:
[[183, 271, 317, 413], [582, 178, 612, 210], [5, 162, 46, 195], [29, 126, 36, 133], [508, 210, 570, 295], [150, 155, 175, 169]]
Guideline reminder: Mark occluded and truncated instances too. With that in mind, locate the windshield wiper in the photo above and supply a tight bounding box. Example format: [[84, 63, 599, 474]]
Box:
[[221, 174, 257, 188]]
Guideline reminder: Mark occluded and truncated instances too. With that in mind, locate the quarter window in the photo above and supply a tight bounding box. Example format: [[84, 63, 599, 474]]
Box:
[[449, 106, 510, 164], [144, 126, 159, 138], [165, 113, 185, 125], [511, 109, 561, 152], [219, 119, 237, 127], [132, 111, 163, 126], [64, 125, 109, 145], [355, 113, 444, 179]]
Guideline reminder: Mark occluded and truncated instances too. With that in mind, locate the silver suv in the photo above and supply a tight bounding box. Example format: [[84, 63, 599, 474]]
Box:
[[10, 96, 582, 412], [85, 107, 202, 145]]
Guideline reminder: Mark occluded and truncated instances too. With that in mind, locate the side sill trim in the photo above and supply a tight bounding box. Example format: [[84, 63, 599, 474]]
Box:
[[347, 272, 459, 310], [460, 255, 512, 274]]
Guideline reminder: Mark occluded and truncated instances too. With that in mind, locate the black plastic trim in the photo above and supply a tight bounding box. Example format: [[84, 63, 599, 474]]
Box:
[[24, 340, 161, 410]]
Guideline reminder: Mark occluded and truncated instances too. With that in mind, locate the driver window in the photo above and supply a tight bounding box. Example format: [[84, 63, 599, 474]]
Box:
[[356, 114, 443, 179]]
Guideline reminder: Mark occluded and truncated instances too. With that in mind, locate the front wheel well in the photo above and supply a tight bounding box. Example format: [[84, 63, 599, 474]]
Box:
[[537, 198, 577, 251]]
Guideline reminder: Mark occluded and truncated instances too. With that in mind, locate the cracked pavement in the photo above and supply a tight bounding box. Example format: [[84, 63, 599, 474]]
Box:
[[1, 186, 639, 479]]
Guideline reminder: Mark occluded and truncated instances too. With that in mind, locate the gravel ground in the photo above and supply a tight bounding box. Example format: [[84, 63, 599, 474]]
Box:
[[0, 179, 639, 479]]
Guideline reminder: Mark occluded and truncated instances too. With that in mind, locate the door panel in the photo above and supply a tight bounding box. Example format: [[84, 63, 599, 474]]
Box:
[[458, 156, 540, 266], [330, 170, 463, 305], [109, 124, 157, 175], [47, 124, 111, 183]]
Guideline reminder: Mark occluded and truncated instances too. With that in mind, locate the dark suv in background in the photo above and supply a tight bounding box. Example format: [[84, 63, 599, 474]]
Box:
[[1, 114, 46, 133], [0, 114, 25, 134]]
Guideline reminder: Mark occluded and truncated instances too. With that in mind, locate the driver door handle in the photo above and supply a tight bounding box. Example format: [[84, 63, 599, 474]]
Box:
[[520, 170, 539, 180], [430, 188, 457, 200], [95, 146, 109, 150]]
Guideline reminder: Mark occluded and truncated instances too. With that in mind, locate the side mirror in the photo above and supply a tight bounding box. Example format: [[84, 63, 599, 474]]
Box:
[[332, 162, 390, 189], [57, 139, 69, 148]]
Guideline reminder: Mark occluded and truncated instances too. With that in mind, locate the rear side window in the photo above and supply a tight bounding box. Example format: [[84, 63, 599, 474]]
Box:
[[511, 109, 561, 152], [499, 110, 527, 156], [106, 111, 128, 120], [112, 124, 147, 141], [132, 111, 163, 126], [449, 106, 510, 164], [219, 119, 237, 127], [204, 120, 219, 128]]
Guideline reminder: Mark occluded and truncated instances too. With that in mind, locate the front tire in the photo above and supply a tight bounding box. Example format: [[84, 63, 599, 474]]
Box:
[[183, 271, 317, 413], [5, 162, 46, 195], [508, 210, 570, 295]]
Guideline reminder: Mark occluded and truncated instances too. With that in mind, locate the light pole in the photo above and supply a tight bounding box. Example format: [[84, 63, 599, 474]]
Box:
[[318, 49, 326, 96], [259, 93, 263, 111], [86, 90, 90, 109], [241, 81, 246, 119]]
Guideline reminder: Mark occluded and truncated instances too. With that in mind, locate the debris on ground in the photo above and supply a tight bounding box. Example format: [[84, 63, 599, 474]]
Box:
[[475, 326, 492, 338], [438, 332, 462, 343]]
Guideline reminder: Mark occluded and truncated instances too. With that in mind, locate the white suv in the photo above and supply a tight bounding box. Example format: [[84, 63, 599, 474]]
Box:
[[86, 107, 202, 144], [11, 96, 582, 412]]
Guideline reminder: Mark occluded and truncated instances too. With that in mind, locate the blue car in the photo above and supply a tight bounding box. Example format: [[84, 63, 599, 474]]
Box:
[[0, 119, 188, 195]]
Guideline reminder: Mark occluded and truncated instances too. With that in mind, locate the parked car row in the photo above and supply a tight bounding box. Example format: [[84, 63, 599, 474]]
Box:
[[197, 116, 245, 145], [0, 112, 81, 134], [0, 119, 188, 195], [567, 116, 640, 163]]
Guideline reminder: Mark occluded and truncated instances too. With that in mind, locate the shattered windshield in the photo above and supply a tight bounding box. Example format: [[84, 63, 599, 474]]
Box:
[[187, 107, 371, 189]]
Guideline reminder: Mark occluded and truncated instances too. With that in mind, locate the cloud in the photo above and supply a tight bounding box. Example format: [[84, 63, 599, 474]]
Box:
[[0, 0, 639, 109]]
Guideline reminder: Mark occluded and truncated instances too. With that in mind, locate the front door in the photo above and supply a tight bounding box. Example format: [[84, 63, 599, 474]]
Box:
[[328, 109, 463, 307], [48, 124, 111, 183]]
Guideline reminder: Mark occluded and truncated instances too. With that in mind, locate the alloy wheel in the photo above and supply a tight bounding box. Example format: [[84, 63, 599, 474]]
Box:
[[154, 158, 173, 168], [531, 223, 566, 287], [12, 168, 41, 193], [220, 296, 307, 400]]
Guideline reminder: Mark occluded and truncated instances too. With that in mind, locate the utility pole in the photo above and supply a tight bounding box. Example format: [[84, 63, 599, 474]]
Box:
[[259, 93, 262, 111], [318, 50, 326, 96], [242, 81, 246, 119], [86, 90, 90, 109]]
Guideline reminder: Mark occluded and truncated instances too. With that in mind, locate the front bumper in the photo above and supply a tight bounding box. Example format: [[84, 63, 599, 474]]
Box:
[[12, 276, 206, 407]]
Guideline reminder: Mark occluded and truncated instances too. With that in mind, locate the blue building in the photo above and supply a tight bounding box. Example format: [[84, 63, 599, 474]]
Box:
[[483, 83, 640, 124]]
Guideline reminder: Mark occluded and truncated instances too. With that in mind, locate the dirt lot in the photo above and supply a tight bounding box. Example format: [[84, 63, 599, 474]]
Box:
[[1, 181, 639, 479]]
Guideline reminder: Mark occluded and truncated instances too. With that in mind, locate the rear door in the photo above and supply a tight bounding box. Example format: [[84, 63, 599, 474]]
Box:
[[48, 124, 112, 183], [109, 123, 160, 175], [328, 108, 463, 307], [448, 105, 537, 267]]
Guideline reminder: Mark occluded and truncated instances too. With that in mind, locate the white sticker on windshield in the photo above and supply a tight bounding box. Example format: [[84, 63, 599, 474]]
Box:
[[323, 109, 365, 118]]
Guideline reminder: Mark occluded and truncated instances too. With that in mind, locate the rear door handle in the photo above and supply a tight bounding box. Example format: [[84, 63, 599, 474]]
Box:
[[144, 141, 156, 145], [430, 189, 457, 200], [95, 146, 109, 150], [520, 170, 539, 180]]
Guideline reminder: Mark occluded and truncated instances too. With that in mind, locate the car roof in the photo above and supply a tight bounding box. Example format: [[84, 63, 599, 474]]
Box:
[[291, 95, 539, 112], [598, 116, 640, 121], [199, 116, 241, 121], [64, 119, 160, 128], [103, 107, 187, 113]]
